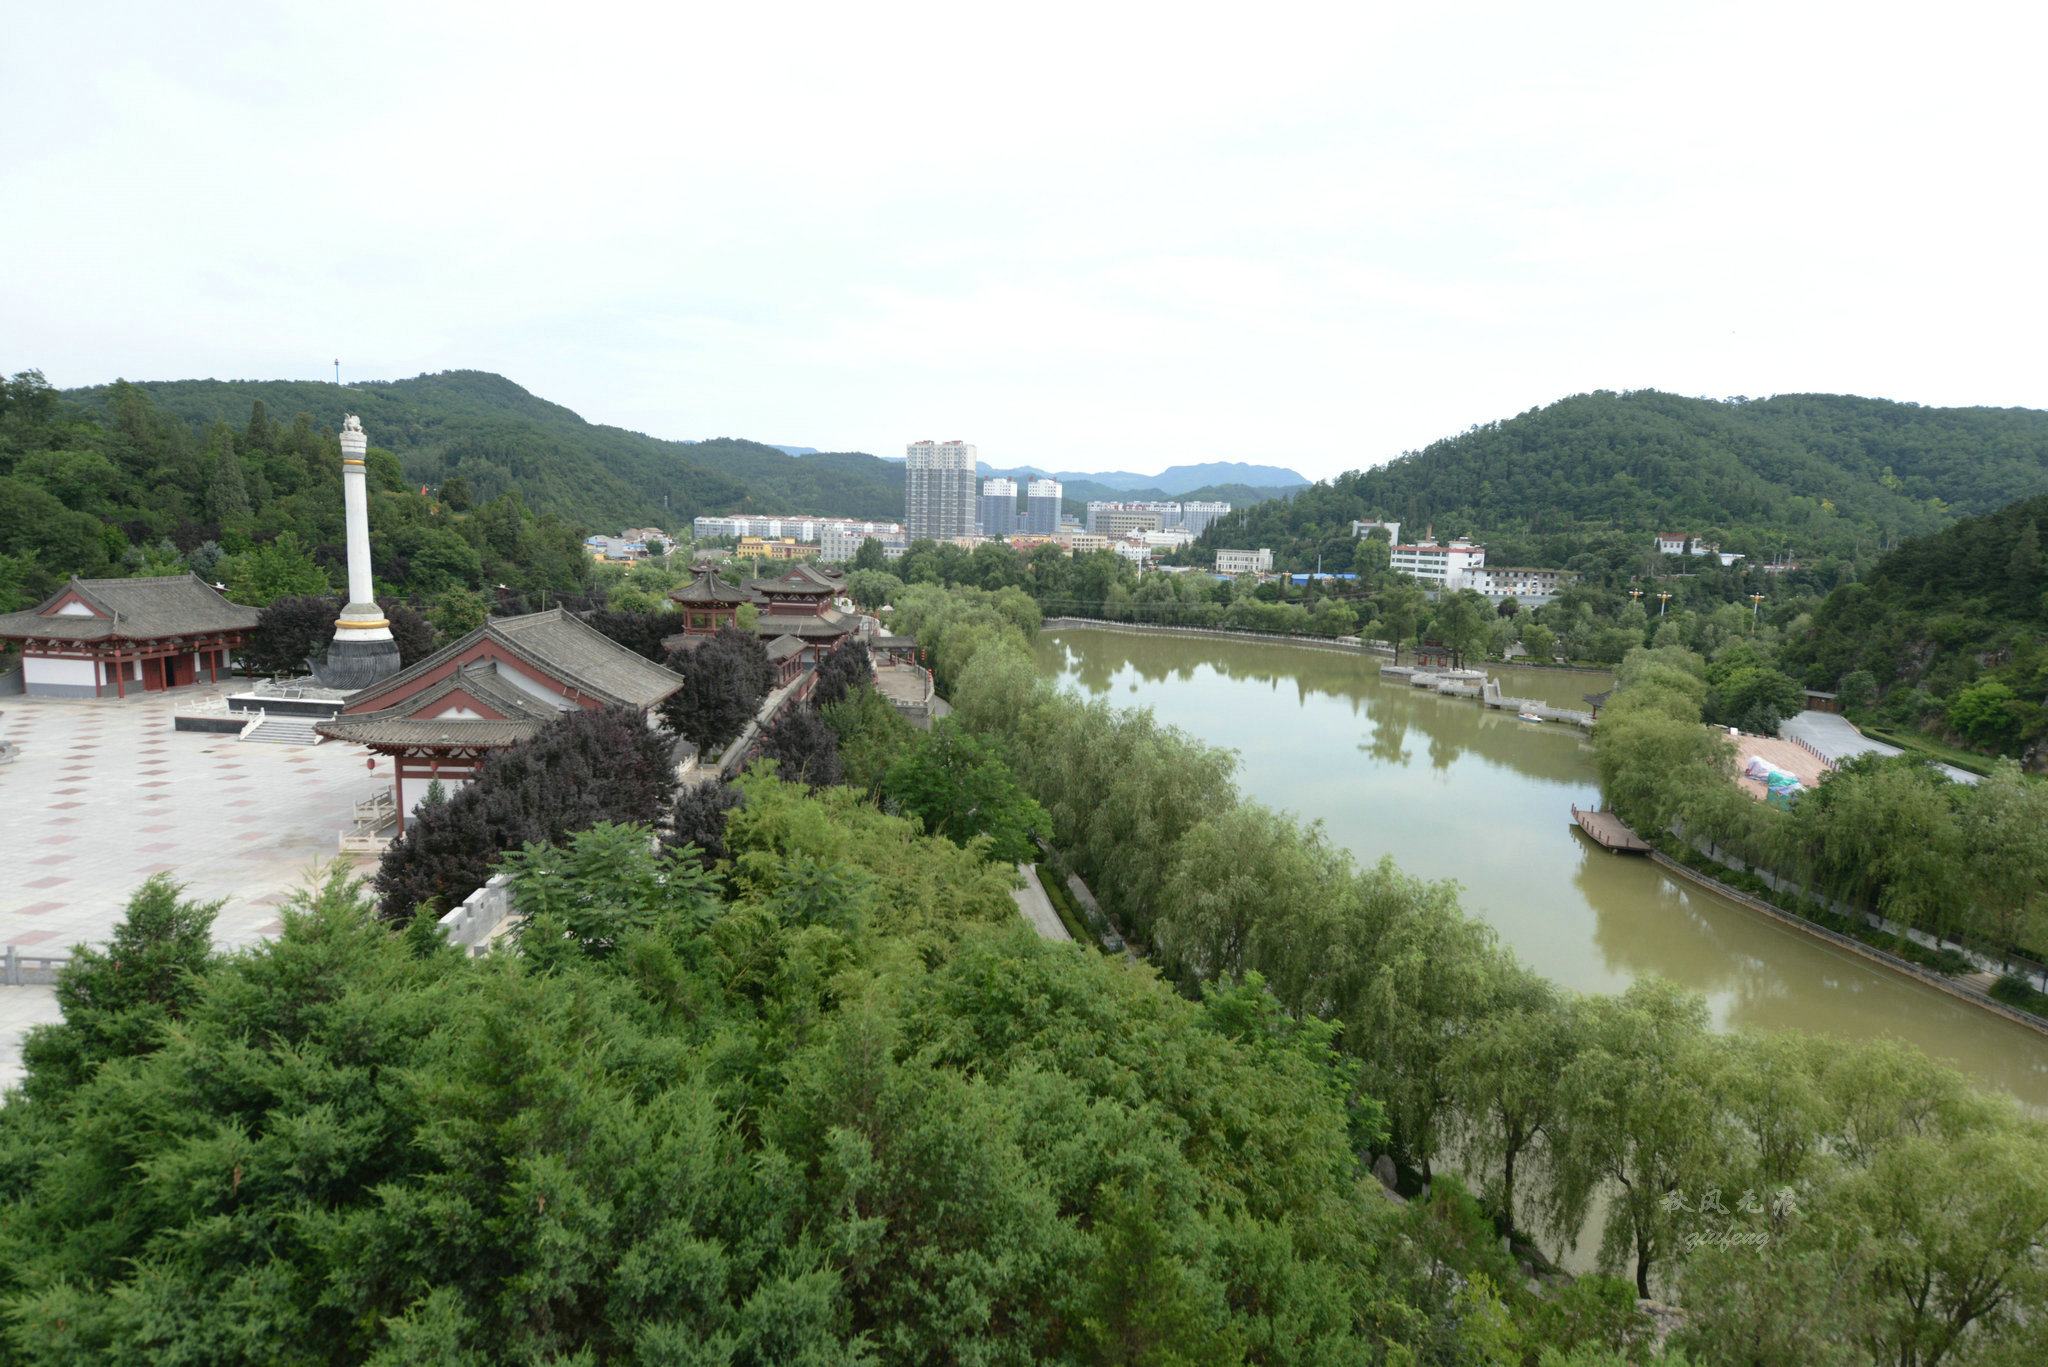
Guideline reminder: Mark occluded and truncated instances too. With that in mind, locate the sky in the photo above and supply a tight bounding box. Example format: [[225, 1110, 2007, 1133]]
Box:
[[5, 1, 2045, 483]]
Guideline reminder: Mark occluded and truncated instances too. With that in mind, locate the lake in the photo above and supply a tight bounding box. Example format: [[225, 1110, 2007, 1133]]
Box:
[[1040, 626, 2048, 1108]]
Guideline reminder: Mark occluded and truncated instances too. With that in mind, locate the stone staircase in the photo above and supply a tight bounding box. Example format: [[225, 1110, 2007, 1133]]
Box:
[[240, 714, 324, 746]]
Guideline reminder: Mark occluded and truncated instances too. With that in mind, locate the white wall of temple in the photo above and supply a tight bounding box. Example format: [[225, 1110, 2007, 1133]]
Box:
[[23, 657, 95, 687]]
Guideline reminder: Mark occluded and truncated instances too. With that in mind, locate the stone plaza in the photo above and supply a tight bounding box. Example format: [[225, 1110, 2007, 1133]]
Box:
[[0, 682, 387, 1086]]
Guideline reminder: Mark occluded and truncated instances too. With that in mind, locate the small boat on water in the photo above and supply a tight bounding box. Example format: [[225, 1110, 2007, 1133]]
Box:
[[1518, 710, 1545, 723]]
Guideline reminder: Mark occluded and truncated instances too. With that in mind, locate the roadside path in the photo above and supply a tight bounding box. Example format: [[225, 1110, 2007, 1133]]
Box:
[[1779, 711, 1979, 785], [1011, 864, 1070, 942]]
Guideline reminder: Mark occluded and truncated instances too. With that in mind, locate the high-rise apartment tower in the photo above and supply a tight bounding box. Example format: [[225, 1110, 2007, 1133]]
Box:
[[1024, 478, 1063, 535], [978, 477, 1019, 536], [905, 440, 977, 540]]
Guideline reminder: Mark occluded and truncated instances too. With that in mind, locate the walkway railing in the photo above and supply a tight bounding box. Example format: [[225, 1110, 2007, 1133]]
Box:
[[1784, 733, 1840, 773], [2, 944, 69, 986], [438, 874, 515, 957]]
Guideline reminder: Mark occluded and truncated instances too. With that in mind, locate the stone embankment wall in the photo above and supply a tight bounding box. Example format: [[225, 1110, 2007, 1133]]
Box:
[[1041, 618, 1393, 658], [1650, 851, 2048, 1039]]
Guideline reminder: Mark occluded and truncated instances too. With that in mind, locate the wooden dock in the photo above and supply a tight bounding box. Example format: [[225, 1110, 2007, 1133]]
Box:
[[1571, 805, 1651, 853]]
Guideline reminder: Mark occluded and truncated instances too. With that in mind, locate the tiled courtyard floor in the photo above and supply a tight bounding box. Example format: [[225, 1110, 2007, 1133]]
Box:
[[0, 683, 388, 1087]]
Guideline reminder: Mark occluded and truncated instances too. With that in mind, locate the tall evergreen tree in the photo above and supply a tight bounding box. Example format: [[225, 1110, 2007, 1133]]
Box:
[[244, 398, 273, 452], [205, 428, 251, 525]]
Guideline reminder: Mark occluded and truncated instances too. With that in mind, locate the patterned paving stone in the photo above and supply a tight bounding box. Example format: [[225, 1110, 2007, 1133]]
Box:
[[2, 683, 390, 1084]]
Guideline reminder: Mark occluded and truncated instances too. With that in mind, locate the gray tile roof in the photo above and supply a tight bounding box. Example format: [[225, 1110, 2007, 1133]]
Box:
[[748, 564, 838, 597], [494, 610, 684, 706], [752, 608, 858, 639], [315, 661, 567, 749], [764, 634, 804, 660], [0, 574, 260, 643], [348, 608, 683, 712], [316, 715, 544, 749], [669, 571, 754, 605]]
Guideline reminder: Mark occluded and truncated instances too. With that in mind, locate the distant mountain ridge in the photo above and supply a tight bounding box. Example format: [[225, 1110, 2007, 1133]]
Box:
[[969, 460, 1309, 495], [62, 371, 909, 530], [65, 372, 1312, 532]]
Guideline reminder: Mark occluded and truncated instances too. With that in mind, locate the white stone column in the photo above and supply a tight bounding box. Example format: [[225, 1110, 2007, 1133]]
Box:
[[335, 415, 393, 644]]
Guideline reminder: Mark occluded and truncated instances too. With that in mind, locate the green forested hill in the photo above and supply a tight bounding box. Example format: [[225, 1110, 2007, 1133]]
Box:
[[63, 370, 909, 529], [1783, 494, 2048, 751], [1190, 390, 2048, 574]]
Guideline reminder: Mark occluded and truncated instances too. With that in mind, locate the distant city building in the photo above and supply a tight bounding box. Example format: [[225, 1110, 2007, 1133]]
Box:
[[694, 515, 827, 542], [906, 440, 978, 540], [1463, 566, 1576, 606], [1215, 548, 1273, 575], [1111, 538, 1152, 566], [979, 477, 1019, 537], [1024, 478, 1063, 535], [1350, 518, 1401, 545], [1141, 528, 1196, 549], [584, 535, 649, 562], [1654, 532, 1690, 555], [1085, 502, 1167, 537], [736, 536, 812, 562], [1057, 531, 1111, 553], [818, 521, 908, 562], [1177, 500, 1230, 537], [1082, 499, 1232, 538], [1389, 538, 1486, 588]]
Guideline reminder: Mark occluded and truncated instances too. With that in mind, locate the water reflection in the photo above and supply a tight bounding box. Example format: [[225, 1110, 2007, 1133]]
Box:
[[1041, 628, 2048, 1109]]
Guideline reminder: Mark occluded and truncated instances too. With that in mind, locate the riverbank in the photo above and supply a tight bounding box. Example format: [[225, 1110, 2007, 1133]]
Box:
[[1030, 626, 2048, 1107], [1041, 617, 1389, 657], [1042, 617, 1618, 676], [1647, 848, 2048, 1040]]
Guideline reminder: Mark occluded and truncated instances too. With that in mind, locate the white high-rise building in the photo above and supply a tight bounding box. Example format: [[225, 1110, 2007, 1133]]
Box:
[[979, 477, 1019, 536], [906, 440, 977, 540], [1176, 501, 1231, 537], [1023, 478, 1063, 535]]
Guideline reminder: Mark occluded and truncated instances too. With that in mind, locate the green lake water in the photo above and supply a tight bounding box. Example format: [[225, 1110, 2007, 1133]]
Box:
[[1040, 627, 2048, 1109]]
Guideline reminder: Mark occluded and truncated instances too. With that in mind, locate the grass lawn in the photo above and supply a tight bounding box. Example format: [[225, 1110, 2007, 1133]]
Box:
[[1846, 714, 1997, 777]]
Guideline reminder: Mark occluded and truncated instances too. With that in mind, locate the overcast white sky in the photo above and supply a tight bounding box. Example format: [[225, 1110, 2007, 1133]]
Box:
[[5, 2, 2044, 481]]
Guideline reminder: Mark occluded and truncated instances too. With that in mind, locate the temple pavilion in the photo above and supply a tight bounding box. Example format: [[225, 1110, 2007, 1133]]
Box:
[[0, 574, 259, 698], [315, 608, 683, 830], [662, 563, 861, 667], [666, 567, 755, 635]]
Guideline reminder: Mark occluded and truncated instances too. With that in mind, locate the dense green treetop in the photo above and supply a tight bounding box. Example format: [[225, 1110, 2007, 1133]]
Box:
[[0, 370, 594, 612], [1786, 494, 2048, 747], [60, 369, 907, 529]]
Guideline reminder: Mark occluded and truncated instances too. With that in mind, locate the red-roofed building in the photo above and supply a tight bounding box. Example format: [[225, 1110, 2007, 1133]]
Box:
[[0, 574, 258, 698], [316, 609, 683, 831]]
